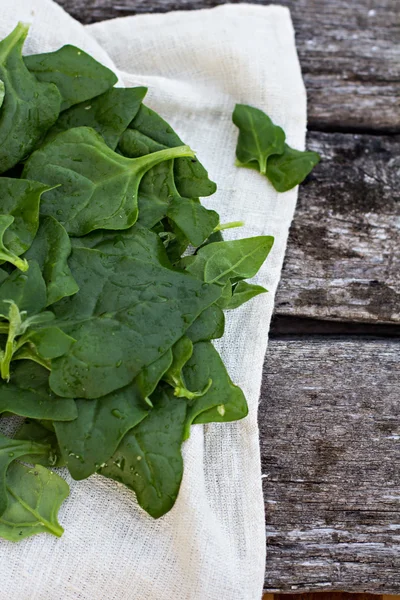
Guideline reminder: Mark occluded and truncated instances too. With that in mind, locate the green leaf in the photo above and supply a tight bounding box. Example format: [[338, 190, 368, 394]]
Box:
[[49, 246, 221, 399], [99, 385, 187, 519], [0, 261, 47, 316], [186, 304, 225, 343], [23, 126, 196, 236], [182, 342, 248, 439], [14, 419, 64, 467], [162, 336, 211, 400], [184, 236, 274, 288], [166, 197, 219, 247], [232, 104, 286, 174], [0, 462, 69, 540], [24, 44, 118, 111], [226, 281, 267, 310], [266, 143, 321, 192], [47, 86, 147, 149], [0, 361, 77, 421], [21, 326, 75, 360], [129, 104, 217, 198], [25, 216, 79, 306], [0, 216, 28, 271], [0, 23, 61, 173], [0, 432, 49, 516], [135, 350, 173, 404], [55, 384, 148, 480]]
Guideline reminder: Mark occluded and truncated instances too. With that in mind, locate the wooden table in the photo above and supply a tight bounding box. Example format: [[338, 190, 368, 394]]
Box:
[[57, 0, 400, 593]]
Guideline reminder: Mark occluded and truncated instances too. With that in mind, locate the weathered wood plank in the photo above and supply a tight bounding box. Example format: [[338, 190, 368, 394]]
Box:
[[56, 0, 400, 132], [261, 338, 400, 593], [275, 132, 400, 324]]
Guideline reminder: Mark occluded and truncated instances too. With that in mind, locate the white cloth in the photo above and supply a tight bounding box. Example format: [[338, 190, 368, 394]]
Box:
[[0, 2, 307, 599]]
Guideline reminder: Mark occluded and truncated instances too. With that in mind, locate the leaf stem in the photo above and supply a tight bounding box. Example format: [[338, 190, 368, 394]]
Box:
[[214, 221, 244, 232]]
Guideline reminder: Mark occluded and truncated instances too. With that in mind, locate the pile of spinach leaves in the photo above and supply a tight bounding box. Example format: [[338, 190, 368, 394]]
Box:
[[0, 23, 318, 541]]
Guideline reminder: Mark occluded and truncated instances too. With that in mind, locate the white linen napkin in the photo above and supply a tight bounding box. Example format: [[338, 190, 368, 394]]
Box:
[[0, 2, 306, 598]]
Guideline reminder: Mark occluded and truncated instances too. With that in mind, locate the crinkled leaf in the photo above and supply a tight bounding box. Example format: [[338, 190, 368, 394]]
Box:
[[0, 23, 61, 173], [99, 385, 186, 519], [0, 432, 49, 516], [23, 126, 195, 236], [183, 342, 248, 439], [49, 246, 221, 399], [24, 44, 117, 111], [184, 236, 274, 288], [55, 384, 148, 480], [226, 281, 267, 310], [47, 86, 147, 149], [266, 143, 321, 192], [232, 103, 286, 174], [25, 216, 79, 306], [0, 462, 68, 540]]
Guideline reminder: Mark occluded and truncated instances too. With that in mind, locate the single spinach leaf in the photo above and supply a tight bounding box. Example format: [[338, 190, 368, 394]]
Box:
[[0, 23, 61, 173], [20, 326, 75, 360], [0, 178, 51, 258], [163, 336, 211, 400], [266, 143, 321, 192], [23, 126, 195, 236], [232, 104, 286, 174], [47, 86, 147, 149], [15, 419, 64, 467], [182, 342, 248, 439], [135, 350, 173, 405], [24, 44, 117, 111], [0, 260, 47, 316], [0, 216, 28, 272], [25, 216, 79, 306], [0, 432, 49, 516], [0, 462, 68, 540], [55, 384, 148, 480], [186, 304, 225, 343], [129, 104, 217, 198], [99, 385, 187, 519], [49, 246, 221, 398], [184, 236, 274, 288], [166, 197, 219, 247], [226, 281, 267, 310]]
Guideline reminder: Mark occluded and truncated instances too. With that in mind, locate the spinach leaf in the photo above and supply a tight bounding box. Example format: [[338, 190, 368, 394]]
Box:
[[0, 462, 68, 540], [232, 104, 286, 174], [24, 44, 118, 111], [184, 236, 274, 288], [99, 385, 187, 519], [23, 126, 196, 236], [47, 87, 147, 149], [129, 104, 217, 198], [49, 246, 221, 398], [0, 361, 77, 421], [25, 216, 79, 306], [135, 350, 173, 406], [186, 304, 225, 343], [182, 342, 248, 439], [0, 216, 29, 272], [162, 336, 211, 400], [0, 260, 47, 316], [0, 432, 49, 516], [55, 384, 148, 480], [15, 419, 64, 467], [166, 197, 219, 247], [0, 178, 51, 258], [266, 143, 321, 192], [226, 281, 267, 310], [0, 23, 61, 173]]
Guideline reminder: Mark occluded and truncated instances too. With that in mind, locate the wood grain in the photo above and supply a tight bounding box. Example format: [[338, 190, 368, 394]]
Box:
[[275, 132, 400, 324], [55, 0, 400, 133], [261, 338, 400, 592]]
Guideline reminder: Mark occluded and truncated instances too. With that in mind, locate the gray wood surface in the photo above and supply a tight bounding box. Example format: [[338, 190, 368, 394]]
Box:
[[261, 339, 400, 592], [54, 0, 400, 593], [276, 132, 400, 324], [56, 0, 400, 133]]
